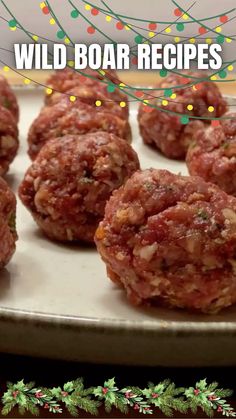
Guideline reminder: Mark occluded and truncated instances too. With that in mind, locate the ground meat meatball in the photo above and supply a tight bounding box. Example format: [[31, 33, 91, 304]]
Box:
[[0, 75, 19, 122], [19, 132, 140, 243], [138, 72, 227, 159], [28, 100, 132, 160], [95, 168, 236, 313], [0, 106, 19, 175], [187, 113, 236, 196], [47, 85, 128, 120], [46, 69, 119, 100], [0, 176, 17, 268], [139, 108, 205, 160], [45, 68, 128, 118]]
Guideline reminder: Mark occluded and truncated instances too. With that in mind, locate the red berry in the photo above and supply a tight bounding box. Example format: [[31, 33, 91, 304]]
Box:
[[220, 15, 228, 23], [149, 22, 157, 31], [217, 406, 223, 412], [194, 389, 200, 395], [35, 391, 43, 398], [102, 387, 108, 394], [199, 26, 207, 35], [61, 391, 68, 397], [42, 6, 49, 14], [116, 21, 124, 30], [12, 390, 19, 398], [91, 8, 99, 16], [134, 404, 139, 410], [44, 403, 49, 409], [152, 393, 159, 398], [174, 8, 182, 17], [208, 394, 217, 401]]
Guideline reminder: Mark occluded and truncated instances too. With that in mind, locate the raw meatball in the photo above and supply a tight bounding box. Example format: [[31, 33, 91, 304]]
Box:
[[0, 106, 19, 175], [46, 68, 119, 100], [28, 100, 132, 160], [95, 168, 236, 313], [138, 108, 204, 160], [187, 113, 236, 196], [19, 132, 140, 243], [0, 75, 19, 122], [47, 85, 128, 120], [45, 68, 129, 118], [0, 176, 17, 268], [138, 72, 227, 159]]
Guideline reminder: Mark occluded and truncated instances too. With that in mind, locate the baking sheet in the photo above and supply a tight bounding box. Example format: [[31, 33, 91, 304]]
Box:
[[0, 88, 236, 366]]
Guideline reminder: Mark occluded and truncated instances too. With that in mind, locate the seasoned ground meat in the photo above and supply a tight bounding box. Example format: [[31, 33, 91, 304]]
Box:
[[0, 75, 19, 122], [0, 105, 19, 175], [45, 68, 128, 118], [47, 85, 128, 120], [95, 168, 236, 313], [139, 108, 205, 160], [0, 176, 17, 268], [46, 68, 119, 99], [28, 100, 132, 160], [19, 132, 140, 243], [186, 113, 236, 196], [138, 72, 227, 159]]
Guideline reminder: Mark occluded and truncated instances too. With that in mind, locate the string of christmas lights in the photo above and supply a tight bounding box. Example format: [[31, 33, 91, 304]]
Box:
[[0, 0, 236, 125]]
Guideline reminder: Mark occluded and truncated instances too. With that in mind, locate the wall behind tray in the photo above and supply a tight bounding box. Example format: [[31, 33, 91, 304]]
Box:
[[0, 0, 235, 71]]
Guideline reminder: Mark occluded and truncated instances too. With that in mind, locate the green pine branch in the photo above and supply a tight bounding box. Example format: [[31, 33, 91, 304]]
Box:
[[104, 399, 112, 413], [1, 401, 17, 416], [0, 377, 235, 417], [66, 404, 79, 417], [208, 382, 219, 391], [26, 402, 40, 416], [169, 397, 189, 414], [76, 386, 95, 396], [74, 396, 100, 415], [113, 395, 129, 414], [216, 389, 233, 397]]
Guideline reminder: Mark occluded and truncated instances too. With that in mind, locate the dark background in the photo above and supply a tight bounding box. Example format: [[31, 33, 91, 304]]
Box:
[[0, 353, 235, 418]]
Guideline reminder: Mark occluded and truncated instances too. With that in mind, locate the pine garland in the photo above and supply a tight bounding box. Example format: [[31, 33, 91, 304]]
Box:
[[0, 378, 235, 417]]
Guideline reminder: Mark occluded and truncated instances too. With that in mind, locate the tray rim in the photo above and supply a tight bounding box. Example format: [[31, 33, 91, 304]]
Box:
[[1, 306, 236, 335]]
